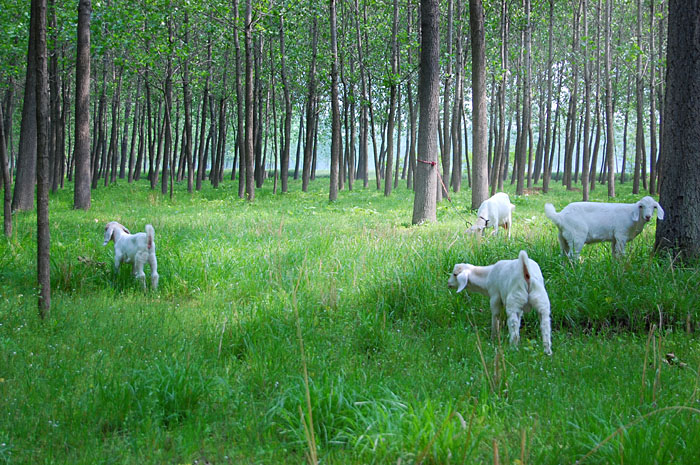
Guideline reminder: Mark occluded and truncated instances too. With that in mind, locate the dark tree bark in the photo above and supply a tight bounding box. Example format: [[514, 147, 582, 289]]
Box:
[[542, 0, 555, 193], [470, 0, 488, 209], [13, 0, 39, 212], [0, 105, 11, 236], [329, 0, 341, 201], [182, 11, 194, 193], [440, 0, 454, 197], [654, 0, 700, 260], [412, 0, 440, 224], [196, 38, 211, 191], [73, 0, 91, 209], [34, 0, 51, 318], [451, 0, 464, 193]]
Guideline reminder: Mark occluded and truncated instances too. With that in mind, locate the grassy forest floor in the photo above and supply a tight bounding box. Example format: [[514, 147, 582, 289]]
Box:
[[1, 174, 699, 464]]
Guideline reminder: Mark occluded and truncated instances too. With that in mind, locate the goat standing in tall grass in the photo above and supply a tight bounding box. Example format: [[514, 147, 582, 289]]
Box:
[[448, 250, 552, 355], [103, 221, 159, 290], [544, 196, 664, 260]]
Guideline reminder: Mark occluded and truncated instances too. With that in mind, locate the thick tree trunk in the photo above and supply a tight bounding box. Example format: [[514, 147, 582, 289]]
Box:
[[654, 0, 700, 260], [13, 2, 39, 212], [412, 0, 439, 224]]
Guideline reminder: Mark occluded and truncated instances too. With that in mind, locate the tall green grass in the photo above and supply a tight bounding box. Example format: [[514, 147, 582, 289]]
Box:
[[0, 176, 698, 464]]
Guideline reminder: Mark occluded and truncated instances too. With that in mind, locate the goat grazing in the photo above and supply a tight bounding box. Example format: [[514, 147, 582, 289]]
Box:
[[448, 250, 552, 355], [467, 192, 516, 237], [544, 196, 664, 259], [103, 221, 159, 290]]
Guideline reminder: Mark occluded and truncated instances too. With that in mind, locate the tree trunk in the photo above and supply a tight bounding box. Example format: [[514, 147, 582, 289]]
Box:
[[13, 0, 39, 212], [470, 0, 488, 209], [654, 0, 700, 260], [633, 0, 645, 194], [581, 0, 592, 200], [329, 0, 341, 201], [412, 0, 440, 225], [440, 0, 453, 197], [244, 0, 255, 200], [516, 0, 531, 195], [604, 0, 616, 197], [649, 0, 658, 195], [279, 12, 292, 193], [73, 0, 91, 209], [384, 0, 399, 197], [302, 15, 318, 193], [0, 105, 11, 236], [34, 0, 51, 318]]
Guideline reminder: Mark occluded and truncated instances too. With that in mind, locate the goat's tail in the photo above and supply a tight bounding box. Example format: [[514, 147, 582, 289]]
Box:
[[518, 250, 532, 284], [544, 203, 560, 227], [145, 224, 155, 250]]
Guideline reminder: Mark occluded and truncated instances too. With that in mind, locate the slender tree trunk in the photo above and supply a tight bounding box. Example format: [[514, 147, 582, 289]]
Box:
[[542, 0, 554, 193], [302, 16, 318, 192], [633, 0, 645, 194], [73, 0, 91, 209], [383, 0, 399, 197], [197, 39, 211, 191], [329, 0, 341, 201], [182, 11, 194, 193], [0, 105, 11, 236], [34, 0, 50, 317], [649, 0, 658, 195], [440, 0, 453, 197], [412, 0, 440, 224], [581, 0, 592, 200], [244, 0, 255, 200], [470, 0, 488, 209], [516, 0, 531, 195], [492, 0, 509, 195], [279, 12, 292, 193], [604, 0, 616, 196]]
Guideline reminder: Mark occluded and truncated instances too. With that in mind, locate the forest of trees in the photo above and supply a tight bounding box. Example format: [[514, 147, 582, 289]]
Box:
[[0, 0, 698, 259]]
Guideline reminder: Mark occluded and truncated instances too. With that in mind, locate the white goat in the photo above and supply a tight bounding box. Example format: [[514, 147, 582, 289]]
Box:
[[447, 250, 552, 355], [544, 196, 664, 260], [467, 192, 516, 237], [103, 221, 159, 290]]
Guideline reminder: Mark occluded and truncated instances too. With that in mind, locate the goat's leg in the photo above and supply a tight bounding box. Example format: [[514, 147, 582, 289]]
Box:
[[149, 255, 159, 290], [489, 297, 503, 342], [134, 261, 147, 289], [505, 306, 523, 347], [531, 294, 552, 355]]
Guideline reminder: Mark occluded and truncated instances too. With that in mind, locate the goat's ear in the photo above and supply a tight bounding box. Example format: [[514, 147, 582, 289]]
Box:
[[102, 226, 113, 246], [121, 225, 131, 234], [656, 203, 665, 220], [632, 203, 641, 222], [456, 271, 469, 293]]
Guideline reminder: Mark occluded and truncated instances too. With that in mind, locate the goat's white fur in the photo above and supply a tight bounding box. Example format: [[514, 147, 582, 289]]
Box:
[[467, 192, 516, 237], [544, 196, 664, 259], [447, 250, 552, 355], [103, 221, 159, 289]]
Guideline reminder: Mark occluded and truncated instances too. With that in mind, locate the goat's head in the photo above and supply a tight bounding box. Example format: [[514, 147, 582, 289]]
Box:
[[448, 263, 473, 293], [466, 217, 488, 235], [103, 221, 130, 246], [632, 196, 665, 223]]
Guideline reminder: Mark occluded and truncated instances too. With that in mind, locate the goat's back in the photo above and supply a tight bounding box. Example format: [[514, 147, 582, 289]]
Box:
[[488, 251, 544, 298]]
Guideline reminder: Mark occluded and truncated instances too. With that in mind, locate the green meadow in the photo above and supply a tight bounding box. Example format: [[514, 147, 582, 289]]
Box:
[[1, 176, 698, 464]]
